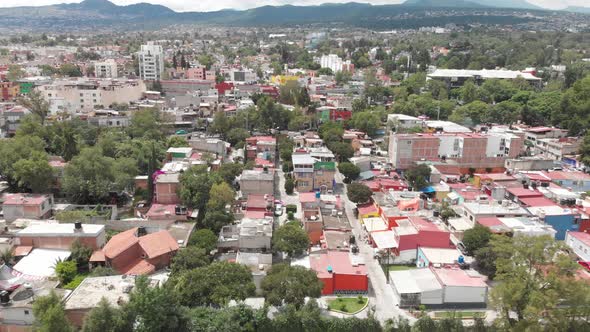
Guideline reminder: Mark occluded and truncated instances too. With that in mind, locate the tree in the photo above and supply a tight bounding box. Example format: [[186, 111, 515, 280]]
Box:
[[166, 136, 188, 148], [13, 151, 53, 193], [89, 266, 117, 277], [490, 235, 583, 329], [317, 67, 333, 75], [349, 111, 381, 136], [55, 260, 77, 285], [0, 249, 13, 266], [338, 162, 361, 182], [128, 109, 163, 140], [170, 261, 256, 307], [261, 264, 322, 309], [59, 63, 83, 77], [19, 90, 50, 124], [207, 181, 235, 210], [70, 239, 93, 269], [217, 162, 244, 184], [209, 112, 231, 137], [580, 132, 590, 167], [347, 183, 373, 204], [404, 164, 431, 191], [273, 223, 310, 257], [335, 71, 352, 85], [187, 229, 218, 253], [7, 65, 24, 81], [33, 291, 74, 332], [63, 148, 116, 203], [0, 135, 47, 190], [462, 224, 491, 255], [201, 210, 234, 233], [328, 142, 354, 162], [170, 247, 211, 275], [474, 245, 498, 279], [125, 276, 189, 332], [285, 177, 295, 195], [179, 165, 214, 211], [82, 298, 127, 332]]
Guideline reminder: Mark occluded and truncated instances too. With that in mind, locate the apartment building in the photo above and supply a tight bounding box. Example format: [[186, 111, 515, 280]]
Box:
[[427, 68, 542, 88], [388, 132, 524, 170], [138, 42, 164, 81], [534, 137, 580, 161], [292, 153, 336, 193], [94, 59, 119, 78], [37, 79, 146, 114]]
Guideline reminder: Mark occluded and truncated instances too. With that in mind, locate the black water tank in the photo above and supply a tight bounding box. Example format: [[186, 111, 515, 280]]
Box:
[[74, 222, 82, 230], [0, 291, 10, 304], [137, 226, 147, 237]]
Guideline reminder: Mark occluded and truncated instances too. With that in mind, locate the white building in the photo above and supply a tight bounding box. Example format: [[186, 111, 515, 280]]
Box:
[[319, 54, 352, 73], [94, 59, 118, 78], [565, 231, 590, 262], [138, 42, 164, 81]]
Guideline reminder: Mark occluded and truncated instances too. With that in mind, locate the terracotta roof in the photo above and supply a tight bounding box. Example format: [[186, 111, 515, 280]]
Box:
[[138, 230, 179, 259], [89, 250, 105, 262], [13, 246, 33, 257], [122, 258, 156, 275], [102, 228, 139, 259]]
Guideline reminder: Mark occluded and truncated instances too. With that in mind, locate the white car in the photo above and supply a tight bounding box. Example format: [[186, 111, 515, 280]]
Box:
[[274, 204, 283, 216]]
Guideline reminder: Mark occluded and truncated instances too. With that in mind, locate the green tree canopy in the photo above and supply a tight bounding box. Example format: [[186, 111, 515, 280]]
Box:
[[170, 247, 211, 275], [273, 223, 310, 257], [404, 164, 432, 191], [461, 224, 491, 255], [261, 264, 323, 308], [347, 182, 373, 204], [338, 162, 361, 182], [187, 228, 218, 253]]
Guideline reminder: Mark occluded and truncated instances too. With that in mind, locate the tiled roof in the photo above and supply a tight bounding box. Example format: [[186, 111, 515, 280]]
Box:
[[122, 258, 156, 275], [102, 228, 139, 259], [138, 230, 179, 259]]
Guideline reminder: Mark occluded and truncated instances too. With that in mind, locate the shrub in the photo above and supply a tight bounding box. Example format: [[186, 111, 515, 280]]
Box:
[[357, 295, 364, 304], [63, 275, 86, 290], [286, 204, 297, 213], [287, 211, 294, 220], [55, 261, 77, 285], [339, 304, 348, 312]]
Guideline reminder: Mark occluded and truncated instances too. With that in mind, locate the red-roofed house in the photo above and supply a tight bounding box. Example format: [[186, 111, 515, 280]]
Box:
[[393, 217, 452, 262], [308, 251, 368, 295], [245, 136, 276, 163], [93, 228, 179, 275]]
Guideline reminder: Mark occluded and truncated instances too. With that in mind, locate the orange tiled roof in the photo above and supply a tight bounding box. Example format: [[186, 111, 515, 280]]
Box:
[[138, 230, 179, 259], [122, 258, 156, 275], [102, 228, 139, 259], [89, 250, 106, 262]]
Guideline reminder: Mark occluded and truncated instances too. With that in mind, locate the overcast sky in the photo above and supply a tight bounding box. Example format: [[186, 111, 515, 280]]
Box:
[[0, 0, 588, 12]]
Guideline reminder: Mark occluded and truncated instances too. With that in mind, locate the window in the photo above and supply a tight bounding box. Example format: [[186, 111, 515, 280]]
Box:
[[24, 310, 29, 315], [80, 93, 83, 97]]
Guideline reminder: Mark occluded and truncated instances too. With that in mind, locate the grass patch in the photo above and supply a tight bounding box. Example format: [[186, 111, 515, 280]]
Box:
[[388, 265, 417, 271], [433, 311, 485, 320], [63, 274, 87, 290], [327, 296, 368, 314]]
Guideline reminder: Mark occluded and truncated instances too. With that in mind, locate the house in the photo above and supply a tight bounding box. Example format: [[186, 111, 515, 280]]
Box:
[[145, 204, 188, 221], [565, 231, 590, 262], [416, 247, 471, 268], [91, 228, 179, 275], [478, 216, 556, 238], [304, 251, 368, 295], [526, 204, 580, 240], [390, 267, 488, 308], [239, 169, 275, 198], [64, 275, 159, 327], [461, 201, 530, 225], [542, 171, 590, 193], [16, 222, 105, 250], [154, 173, 180, 205], [218, 217, 273, 251], [245, 136, 276, 163], [393, 217, 452, 263], [427, 68, 541, 88], [2, 194, 53, 222], [235, 252, 272, 293]]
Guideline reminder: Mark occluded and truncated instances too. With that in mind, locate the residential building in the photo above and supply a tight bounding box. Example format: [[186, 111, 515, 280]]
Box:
[[388, 132, 524, 171], [390, 267, 488, 308], [300, 251, 368, 295], [477, 216, 557, 238], [461, 201, 530, 225], [565, 231, 590, 262], [91, 227, 179, 275], [246, 136, 276, 163], [2, 194, 53, 222], [188, 135, 229, 156], [94, 59, 119, 78], [239, 169, 275, 198], [427, 68, 541, 88], [392, 217, 452, 263], [138, 42, 164, 81], [16, 222, 105, 250], [154, 173, 180, 205], [292, 153, 336, 193], [387, 114, 422, 129], [319, 54, 353, 73], [218, 217, 273, 251], [534, 137, 581, 161], [0, 81, 19, 101]]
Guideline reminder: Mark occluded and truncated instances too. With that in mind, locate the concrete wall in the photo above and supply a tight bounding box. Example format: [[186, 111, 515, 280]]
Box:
[[443, 286, 487, 304]]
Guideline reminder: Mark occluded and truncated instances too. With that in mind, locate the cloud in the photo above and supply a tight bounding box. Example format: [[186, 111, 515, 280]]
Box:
[[0, 0, 587, 12]]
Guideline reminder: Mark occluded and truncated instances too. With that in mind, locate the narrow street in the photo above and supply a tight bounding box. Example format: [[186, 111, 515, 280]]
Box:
[[333, 171, 416, 324]]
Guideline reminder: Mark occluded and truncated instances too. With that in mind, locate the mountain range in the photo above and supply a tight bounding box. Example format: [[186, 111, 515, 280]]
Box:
[[0, 0, 587, 31]]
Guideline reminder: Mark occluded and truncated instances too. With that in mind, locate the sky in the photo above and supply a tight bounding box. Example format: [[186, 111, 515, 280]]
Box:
[[0, 0, 588, 12]]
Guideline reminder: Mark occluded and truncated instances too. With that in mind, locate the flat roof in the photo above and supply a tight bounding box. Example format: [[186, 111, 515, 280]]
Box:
[[310, 251, 367, 279], [14, 249, 71, 278], [371, 230, 398, 249], [390, 268, 441, 294], [64, 275, 159, 310], [432, 267, 487, 288], [17, 223, 104, 237], [363, 217, 388, 232], [420, 247, 471, 265], [568, 231, 590, 248]]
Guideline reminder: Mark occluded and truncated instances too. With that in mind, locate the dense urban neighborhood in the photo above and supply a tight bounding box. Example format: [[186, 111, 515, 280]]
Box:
[[0, 0, 588, 331]]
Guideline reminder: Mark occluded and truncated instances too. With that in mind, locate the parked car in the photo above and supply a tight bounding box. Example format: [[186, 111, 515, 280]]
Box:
[[274, 204, 283, 216]]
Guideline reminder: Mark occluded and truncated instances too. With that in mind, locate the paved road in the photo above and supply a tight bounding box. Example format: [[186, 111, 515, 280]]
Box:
[[333, 171, 416, 324]]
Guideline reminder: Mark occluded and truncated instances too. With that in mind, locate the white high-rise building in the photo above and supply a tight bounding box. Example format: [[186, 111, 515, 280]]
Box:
[[320, 54, 343, 73], [138, 42, 164, 81], [94, 59, 118, 78]]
